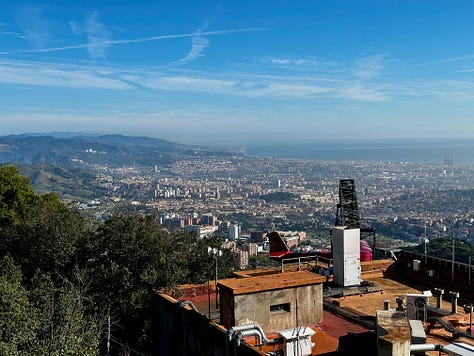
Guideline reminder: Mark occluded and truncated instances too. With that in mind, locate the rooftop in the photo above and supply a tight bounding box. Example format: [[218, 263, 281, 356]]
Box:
[[217, 270, 326, 295], [161, 257, 474, 355]]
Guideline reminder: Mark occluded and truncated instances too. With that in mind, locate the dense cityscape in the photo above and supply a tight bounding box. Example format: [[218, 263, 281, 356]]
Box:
[[75, 150, 474, 253], [4, 1, 474, 354], [2, 136, 474, 355]]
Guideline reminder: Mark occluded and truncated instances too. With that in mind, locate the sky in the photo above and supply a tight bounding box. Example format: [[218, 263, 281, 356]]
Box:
[[2, 1, 474, 146]]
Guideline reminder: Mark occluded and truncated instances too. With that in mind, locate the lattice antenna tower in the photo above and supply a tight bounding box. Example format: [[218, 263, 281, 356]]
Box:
[[335, 179, 360, 228]]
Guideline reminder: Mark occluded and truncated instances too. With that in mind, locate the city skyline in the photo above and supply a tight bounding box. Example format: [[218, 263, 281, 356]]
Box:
[[2, 1, 474, 146]]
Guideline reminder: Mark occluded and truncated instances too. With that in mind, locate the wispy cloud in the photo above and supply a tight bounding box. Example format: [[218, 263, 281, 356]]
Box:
[[9, 52, 474, 103], [427, 53, 474, 65], [455, 68, 474, 73], [0, 60, 130, 89], [132, 74, 235, 93], [337, 84, 388, 102], [85, 12, 112, 60], [352, 54, 388, 79], [0, 31, 27, 39], [0, 57, 388, 101], [0, 27, 266, 56], [16, 6, 51, 48], [69, 12, 112, 60], [241, 82, 332, 97], [262, 56, 337, 70], [129, 72, 377, 100], [420, 53, 474, 78], [175, 23, 210, 65]]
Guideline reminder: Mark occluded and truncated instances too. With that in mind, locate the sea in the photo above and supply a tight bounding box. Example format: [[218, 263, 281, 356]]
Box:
[[244, 139, 474, 165]]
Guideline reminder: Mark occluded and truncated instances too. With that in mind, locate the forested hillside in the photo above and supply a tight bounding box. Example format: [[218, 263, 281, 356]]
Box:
[[0, 165, 234, 355], [0, 134, 241, 168]]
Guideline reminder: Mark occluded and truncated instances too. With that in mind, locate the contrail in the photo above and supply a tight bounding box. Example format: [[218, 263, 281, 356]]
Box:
[[0, 27, 268, 55]]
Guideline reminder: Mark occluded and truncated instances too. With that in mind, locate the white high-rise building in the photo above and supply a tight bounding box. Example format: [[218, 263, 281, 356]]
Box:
[[274, 179, 281, 189], [228, 224, 241, 240]]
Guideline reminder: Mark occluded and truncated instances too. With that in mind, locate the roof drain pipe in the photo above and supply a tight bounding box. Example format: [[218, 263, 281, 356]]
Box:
[[410, 344, 444, 353]]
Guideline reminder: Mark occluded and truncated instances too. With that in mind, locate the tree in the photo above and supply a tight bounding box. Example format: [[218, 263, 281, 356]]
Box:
[[186, 235, 235, 284], [14, 194, 87, 279], [249, 255, 279, 269], [83, 214, 191, 354], [0, 165, 36, 226], [29, 271, 101, 355], [0, 166, 237, 355], [0, 256, 38, 354], [0, 166, 100, 355]]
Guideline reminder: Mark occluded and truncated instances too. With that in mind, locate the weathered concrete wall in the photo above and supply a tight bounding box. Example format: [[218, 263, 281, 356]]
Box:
[[153, 292, 266, 356], [220, 285, 235, 329], [376, 310, 410, 356], [230, 284, 323, 331]]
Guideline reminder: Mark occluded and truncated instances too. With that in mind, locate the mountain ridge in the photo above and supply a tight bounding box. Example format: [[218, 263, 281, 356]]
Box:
[[0, 133, 241, 168]]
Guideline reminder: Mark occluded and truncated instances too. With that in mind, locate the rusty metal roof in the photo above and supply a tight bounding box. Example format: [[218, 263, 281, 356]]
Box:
[[218, 270, 326, 295]]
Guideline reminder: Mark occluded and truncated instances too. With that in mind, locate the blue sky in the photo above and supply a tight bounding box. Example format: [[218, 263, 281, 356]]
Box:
[[2, 1, 474, 146]]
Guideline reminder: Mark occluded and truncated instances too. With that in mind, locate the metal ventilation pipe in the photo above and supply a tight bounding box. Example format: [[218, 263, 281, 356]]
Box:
[[227, 324, 259, 341], [433, 288, 444, 309], [227, 323, 274, 344], [235, 329, 262, 347], [449, 291, 460, 314], [396, 296, 404, 311], [410, 344, 443, 353], [233, 328, 281, 347], [234, 329, 268, 347], [464, 304, 474, 335]]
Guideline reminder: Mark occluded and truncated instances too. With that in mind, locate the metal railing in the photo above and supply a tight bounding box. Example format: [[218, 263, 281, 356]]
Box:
[[399, 250, 474, 286], [279, 254, 333, 273]]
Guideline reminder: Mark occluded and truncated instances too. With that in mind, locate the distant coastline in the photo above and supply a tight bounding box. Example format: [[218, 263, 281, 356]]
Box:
[[245, 139, 474, 165], [3, 133, 473, 166]]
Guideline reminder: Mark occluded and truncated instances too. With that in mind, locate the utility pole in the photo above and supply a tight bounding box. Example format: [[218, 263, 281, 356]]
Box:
[[464, 304, 474, 335], [208, 279, 211, 319], [451, 234, 455, 283], [470, 256, 472, 287], [215, 254, 219, 309], [107, 305, 111, 355], [423, 212, 428, 270], [208, 247, 222, 311]]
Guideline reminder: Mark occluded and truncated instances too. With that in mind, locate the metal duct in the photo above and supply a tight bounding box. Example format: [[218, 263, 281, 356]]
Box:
[[410, 344, 443, 352], [227, 323, 281, 347], [234, 329, 281, 347], [227, 323, 273, 343]]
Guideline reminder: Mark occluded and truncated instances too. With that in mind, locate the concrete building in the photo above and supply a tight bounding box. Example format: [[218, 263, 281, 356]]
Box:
[[228, 224, 241, 240], [234, 249, 249, 270], [273, 231, 307, 249], [250, 231, 267, 244], [218, 271, 325, 332], [153, 254, 474, 355], [274, 179, 281, 189], [184, 224, 218, 239], [201, 214, 217, 226], [243, 242, 259, 256]]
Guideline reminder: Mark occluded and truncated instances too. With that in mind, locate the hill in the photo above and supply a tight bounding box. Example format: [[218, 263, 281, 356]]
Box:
[[0, 133, 241, 168], [18, 163, 105, 201], [0, 133, 244, 201]]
